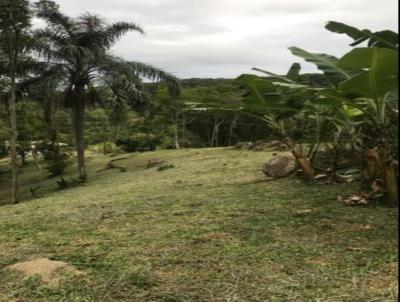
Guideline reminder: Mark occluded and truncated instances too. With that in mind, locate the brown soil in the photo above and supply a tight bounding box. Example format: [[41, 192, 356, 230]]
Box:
[[7, 258, 85, 286]]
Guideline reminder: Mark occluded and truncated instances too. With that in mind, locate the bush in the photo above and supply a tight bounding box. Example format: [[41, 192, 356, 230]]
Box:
[[159, 136, 175, 149], [116, 133, 160, 152], [0, 142, 7, 158], [88, 142, 123, 154], [157, 164, 175, 171], [56, 176, 81, 190], [35, 142, 71, 177], [46, 155, 69, 177], [0, 165, 10, 182]]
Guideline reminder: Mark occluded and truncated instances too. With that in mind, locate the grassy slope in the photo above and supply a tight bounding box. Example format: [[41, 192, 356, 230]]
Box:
[[0, 148, 398, 301]]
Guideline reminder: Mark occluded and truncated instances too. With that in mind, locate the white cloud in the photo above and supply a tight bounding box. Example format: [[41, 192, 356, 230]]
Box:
[[39, 0, 398, 78]]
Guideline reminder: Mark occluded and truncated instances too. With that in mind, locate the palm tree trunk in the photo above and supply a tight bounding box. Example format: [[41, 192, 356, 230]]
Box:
[[44, 98, 60, 157], [72, 85, 87, 181], [8, 82, 18, 204]]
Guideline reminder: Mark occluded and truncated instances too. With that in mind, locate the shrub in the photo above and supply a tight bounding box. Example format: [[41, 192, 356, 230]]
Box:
[[35, 142, 71, 177], [46, 154, 69, 177], [56, 176, 81, 190], [157, 164, 175, 171], [116, 133, 160, 152], [88, 142, 123, 154], [0, 142, 7, 158], [159, 136, 175, 149], [0, 165, 9, 182]]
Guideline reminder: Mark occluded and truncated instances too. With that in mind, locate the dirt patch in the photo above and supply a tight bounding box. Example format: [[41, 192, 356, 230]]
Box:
[[7, 258, 85, 286]]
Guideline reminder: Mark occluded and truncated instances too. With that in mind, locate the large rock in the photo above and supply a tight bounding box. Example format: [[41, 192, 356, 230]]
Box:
[[262, 156, 296, 178]]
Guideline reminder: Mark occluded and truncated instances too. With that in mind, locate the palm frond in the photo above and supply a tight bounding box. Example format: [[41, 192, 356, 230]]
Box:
[[78, 13, 106, 31], [34, 0, 76, 36], [104, 22, 144, 45], [127, 61, 181, 96], [16, 65, 64, 97], [34, 28, 70, 49]]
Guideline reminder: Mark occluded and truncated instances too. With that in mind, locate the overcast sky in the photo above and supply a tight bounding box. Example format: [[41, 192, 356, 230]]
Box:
[[42, 0, 398, 79]]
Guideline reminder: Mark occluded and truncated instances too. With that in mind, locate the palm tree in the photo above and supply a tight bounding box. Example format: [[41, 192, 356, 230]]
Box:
[[0, 0, 33, 203], [34, 1, 181, 180]]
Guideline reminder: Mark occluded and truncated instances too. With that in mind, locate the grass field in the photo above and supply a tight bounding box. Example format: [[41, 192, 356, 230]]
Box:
[[0, 148, 398, 301]]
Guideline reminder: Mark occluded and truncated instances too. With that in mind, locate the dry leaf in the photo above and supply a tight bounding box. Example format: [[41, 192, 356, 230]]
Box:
[[371, 179, 383, 193], [296, 209, 312, 214], [338, 194, 368, 206]]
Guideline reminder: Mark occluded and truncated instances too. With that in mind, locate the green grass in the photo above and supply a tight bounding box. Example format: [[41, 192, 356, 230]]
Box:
[[0, 148, 398, 301]]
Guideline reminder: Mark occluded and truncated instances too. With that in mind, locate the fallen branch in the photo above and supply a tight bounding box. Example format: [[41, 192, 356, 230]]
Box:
[[97, 161, 127, 172], [109, 157, 129, 163]]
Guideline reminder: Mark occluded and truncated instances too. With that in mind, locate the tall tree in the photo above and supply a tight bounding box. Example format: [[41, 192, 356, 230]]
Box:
[[34, 1, 181, 180], [0, 0, 32, 203]]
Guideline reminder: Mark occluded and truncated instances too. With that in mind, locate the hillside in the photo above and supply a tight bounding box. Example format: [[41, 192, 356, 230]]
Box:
[[0, 148, 398, 301]]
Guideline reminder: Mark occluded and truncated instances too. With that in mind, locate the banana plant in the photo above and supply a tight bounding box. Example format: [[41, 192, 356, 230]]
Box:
[[234, 70, 320, 177], [291, 21, 398, 203], [337, 48, 398, 203], [248, 62, 362, 178], [189, 63, 332, 178], [325, 21, 398, 50], [187, 62, 349, 178]]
